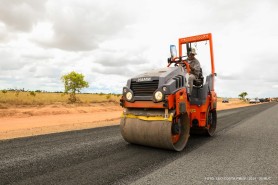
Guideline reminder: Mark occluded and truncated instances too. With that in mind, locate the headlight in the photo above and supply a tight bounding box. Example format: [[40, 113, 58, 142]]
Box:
[[154, 91, 163, 101], [126, 92, 133, 101]]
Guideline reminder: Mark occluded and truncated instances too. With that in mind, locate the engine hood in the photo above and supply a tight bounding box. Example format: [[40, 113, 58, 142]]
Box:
[[124, 66, 187, 99], [131, 67, 185, 83]]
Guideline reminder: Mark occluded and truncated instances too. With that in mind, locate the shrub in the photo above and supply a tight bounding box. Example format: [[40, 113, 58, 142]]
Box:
[[30, 91, 36, 97], [15, 91, 20, 97]]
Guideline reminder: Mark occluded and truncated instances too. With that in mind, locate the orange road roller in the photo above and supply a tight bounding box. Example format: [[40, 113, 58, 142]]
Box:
[[120, 33, 217, 151]]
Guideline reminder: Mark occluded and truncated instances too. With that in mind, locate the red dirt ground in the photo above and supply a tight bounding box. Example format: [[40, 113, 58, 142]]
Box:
[[0, 100, 256, 140]]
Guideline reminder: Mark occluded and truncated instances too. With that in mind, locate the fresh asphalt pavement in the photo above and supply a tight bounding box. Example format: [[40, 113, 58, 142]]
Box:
[[0, 102, 277, 185], [132, 103, 278, 185]]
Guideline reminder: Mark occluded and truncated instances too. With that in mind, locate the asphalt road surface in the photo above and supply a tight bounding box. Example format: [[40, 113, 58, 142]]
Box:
[[0, 103, 277, 185]]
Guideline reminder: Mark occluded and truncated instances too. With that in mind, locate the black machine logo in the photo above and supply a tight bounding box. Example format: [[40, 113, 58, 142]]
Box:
[[137, 77, 152, 82]]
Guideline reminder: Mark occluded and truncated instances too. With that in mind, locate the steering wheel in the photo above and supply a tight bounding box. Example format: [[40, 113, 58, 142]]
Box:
[[167, 56, 191, 73]]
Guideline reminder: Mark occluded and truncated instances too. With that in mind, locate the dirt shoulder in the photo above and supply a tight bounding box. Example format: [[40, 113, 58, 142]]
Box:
[[0, 100, 257, 140], [0, 102, 122, 140]]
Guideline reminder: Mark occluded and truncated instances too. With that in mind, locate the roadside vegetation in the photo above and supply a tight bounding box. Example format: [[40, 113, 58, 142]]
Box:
[[61, 71, 89, 103], [0, 90, 121, 106], [0, 71, 122, 106], [238, 92, 248, 101], [218, 97, 247, 104]]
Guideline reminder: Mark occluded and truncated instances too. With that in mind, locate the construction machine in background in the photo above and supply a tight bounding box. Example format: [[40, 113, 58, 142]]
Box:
[[120, 33, 217, 151]]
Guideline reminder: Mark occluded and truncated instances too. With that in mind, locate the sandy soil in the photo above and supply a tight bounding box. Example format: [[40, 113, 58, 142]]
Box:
[[0, 100, 257, 140], [217, 99, 255, 110]]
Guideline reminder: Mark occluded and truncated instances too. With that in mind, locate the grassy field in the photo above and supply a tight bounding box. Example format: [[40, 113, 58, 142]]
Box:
[[0, 91, 121, 106]]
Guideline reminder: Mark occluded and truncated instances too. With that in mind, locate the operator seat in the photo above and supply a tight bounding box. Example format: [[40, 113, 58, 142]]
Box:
[[193, 68, 204, 87]]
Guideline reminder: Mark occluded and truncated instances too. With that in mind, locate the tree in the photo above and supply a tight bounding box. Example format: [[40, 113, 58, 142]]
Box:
[[61, 71, 89, 102], [238, 92, 248, 100], [30, 91, 36, 97], [1, 90, 7, 94]]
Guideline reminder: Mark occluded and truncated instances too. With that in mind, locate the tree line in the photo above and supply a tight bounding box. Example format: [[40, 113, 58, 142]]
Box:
[[1, 71, 120, 103]]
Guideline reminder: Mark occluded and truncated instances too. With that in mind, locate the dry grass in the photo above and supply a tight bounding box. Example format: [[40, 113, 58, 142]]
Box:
[[217, 97, 253, 110], [0, 91, 121, 106], [218, 97, 248, 103]]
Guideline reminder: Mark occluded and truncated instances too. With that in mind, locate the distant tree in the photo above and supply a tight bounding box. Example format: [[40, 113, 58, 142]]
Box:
[[15, 90, 20, 97], [30, 91, 36, 97], [1, 90, 7, 94], [61, 71, 89, 103], [238, 92, 248, 100]]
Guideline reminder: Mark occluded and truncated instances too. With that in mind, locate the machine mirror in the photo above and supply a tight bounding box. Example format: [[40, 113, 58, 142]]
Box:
[[170, 45, 177, 59]]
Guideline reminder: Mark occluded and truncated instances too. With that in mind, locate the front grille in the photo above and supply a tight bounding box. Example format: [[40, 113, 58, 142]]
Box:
[[130, 80, 159, 96]]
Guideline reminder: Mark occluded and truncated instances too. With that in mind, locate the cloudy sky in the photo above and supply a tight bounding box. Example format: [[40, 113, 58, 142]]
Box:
[[0, 0, 277, 98]]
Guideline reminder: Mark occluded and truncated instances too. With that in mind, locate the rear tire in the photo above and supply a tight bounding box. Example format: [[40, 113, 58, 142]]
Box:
[[205, 106, 217, 136]]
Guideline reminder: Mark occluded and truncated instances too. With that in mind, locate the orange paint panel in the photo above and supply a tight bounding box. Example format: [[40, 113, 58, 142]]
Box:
[[124, 101, 164, 109], [174, 88, 190, 116], [200, 112, 206, 120], [179, 33, 211, 44], [199, 120, 206, 127], [167, 95, 175, 109], [189, 96, 211, 127]]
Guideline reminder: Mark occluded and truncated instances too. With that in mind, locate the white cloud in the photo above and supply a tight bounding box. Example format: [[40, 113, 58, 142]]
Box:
[[0, 0, 277, 98], [0, 0, 46, 32]]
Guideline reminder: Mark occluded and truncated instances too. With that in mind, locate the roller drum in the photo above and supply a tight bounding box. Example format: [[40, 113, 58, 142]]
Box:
[[120, 112, 190, 151]]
